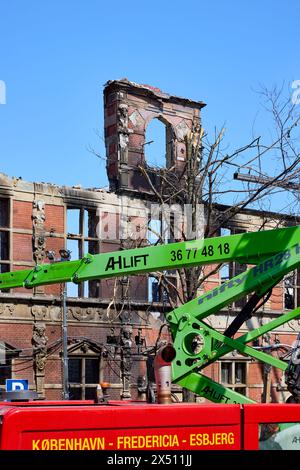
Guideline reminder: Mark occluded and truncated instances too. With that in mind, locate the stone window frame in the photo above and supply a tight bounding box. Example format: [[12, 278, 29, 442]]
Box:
[[0, 197, 11, 276], [68, 355, 101, 400], [67, 340, 102, 400], [147, 213, 178, 304], [144, 116, 175, 169], [0, 342, 20, 388], [283, 269, 300, 310], [227, 227, 248, 310], [66, 206, 100, 298]]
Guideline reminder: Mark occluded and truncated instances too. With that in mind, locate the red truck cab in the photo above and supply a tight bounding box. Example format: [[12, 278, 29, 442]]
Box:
[[0, 401, 241, 451], [1, 400, 300, 451]]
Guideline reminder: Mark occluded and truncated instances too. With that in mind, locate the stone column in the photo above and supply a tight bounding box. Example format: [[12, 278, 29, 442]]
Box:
[[32, 322, 48, 398]]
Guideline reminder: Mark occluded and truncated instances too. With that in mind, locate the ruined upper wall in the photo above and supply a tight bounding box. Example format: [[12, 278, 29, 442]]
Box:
[[103, 78, 206, 194]]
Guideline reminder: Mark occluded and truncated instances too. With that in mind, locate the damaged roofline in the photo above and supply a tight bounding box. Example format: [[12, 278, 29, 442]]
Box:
[[104, 78, 206, 109]]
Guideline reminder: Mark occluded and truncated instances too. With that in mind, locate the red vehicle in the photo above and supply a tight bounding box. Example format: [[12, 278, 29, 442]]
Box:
[[2, 227, 300, 452], [0, 400, 300, 451]]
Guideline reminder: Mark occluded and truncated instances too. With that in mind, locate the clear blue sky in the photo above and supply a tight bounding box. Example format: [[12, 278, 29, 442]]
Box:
[[0, 0, 299, 191]]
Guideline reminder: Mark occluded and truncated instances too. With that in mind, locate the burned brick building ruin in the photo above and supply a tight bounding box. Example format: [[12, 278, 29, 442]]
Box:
[[0, 79, 298, 403]]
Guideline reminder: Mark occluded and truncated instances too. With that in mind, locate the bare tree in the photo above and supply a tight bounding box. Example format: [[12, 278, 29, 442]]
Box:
[[140, 84, 300, 308], [90, 84, 300, 402]]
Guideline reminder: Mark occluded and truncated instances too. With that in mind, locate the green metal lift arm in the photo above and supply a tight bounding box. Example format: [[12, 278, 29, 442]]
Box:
[[1, 225, 300, 290], [1, 225, 300, 405], [166, 242, 300, 403], [168, 242, 300, 327]]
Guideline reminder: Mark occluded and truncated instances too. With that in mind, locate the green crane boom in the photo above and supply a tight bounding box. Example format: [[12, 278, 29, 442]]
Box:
[[1, 225, 300, 404]]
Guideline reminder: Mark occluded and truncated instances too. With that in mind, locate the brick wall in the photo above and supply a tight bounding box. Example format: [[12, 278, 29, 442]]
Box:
[[104, 79, 205, 193], [13, 201, 32, 229], [13, 233, 33, 262], [0, 82, 298, 405], [45, 204, 64, 233], [2, 191, 299, 405], [10, 200, 65, 296]]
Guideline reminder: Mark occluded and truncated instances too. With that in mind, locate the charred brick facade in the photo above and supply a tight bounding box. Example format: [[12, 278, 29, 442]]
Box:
[[104, 79, 205, 193], [0, 80, 298, 404]]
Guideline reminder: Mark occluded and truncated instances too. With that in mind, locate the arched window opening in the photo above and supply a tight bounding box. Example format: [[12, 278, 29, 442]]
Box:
[[145, 118, 173, 168]]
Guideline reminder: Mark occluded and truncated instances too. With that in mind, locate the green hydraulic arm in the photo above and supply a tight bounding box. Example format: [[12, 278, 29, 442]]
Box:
[[1, 225, 300, 404]]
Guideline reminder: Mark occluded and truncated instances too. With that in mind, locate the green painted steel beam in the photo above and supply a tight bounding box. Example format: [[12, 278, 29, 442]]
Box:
[[0, 261, 82, 290], [0, 268, 33, 290], [1, 224, 300, 405], [171, 306, 297, 383], [167, 243, 300, 327], [213, 307, 300, 363], [171, 318, 287, 383], [206, 323, 287, 369], [1, 225, 300, 290], [174, 371, 255, 404]]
